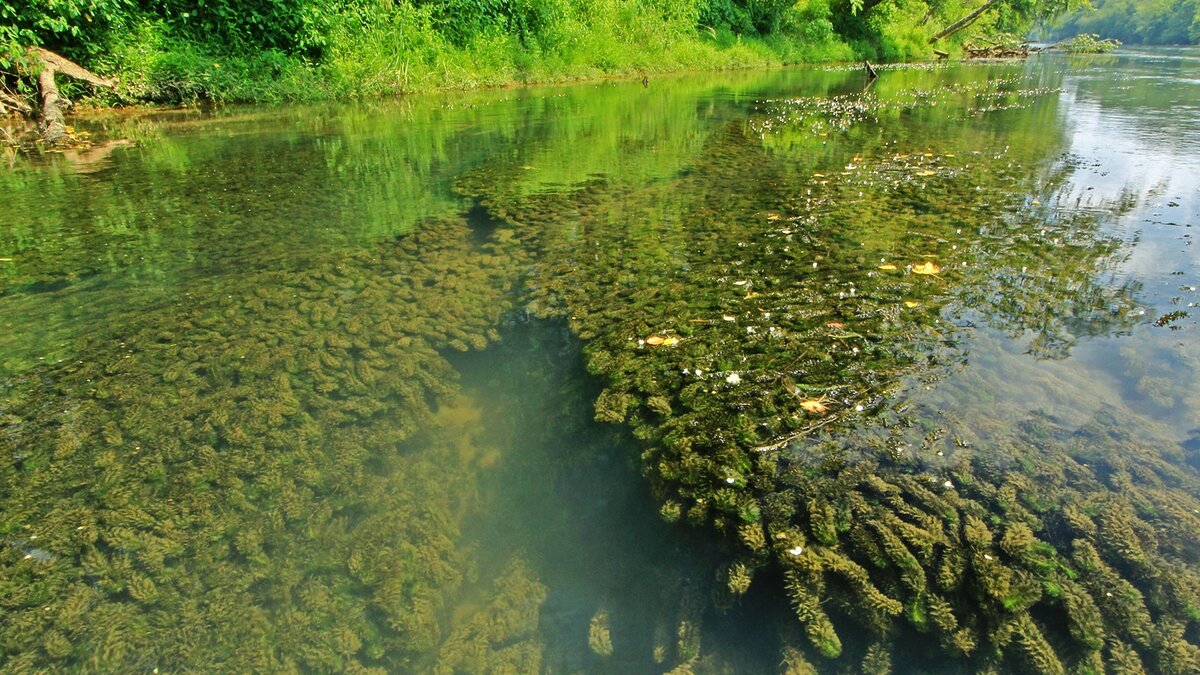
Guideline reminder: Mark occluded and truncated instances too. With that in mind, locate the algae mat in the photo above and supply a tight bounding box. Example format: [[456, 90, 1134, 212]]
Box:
[[2, 51, 1199, 672]]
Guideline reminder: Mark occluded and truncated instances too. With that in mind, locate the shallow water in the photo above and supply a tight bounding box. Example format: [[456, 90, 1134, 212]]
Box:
[[1, 49, 1198, 672]]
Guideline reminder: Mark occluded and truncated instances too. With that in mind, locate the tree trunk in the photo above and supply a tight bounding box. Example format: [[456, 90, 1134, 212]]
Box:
[[929, 0, 1006, 43], [37, 65, 67, 144], [29, 47, 115, 89], [13, 47, 116, 146]]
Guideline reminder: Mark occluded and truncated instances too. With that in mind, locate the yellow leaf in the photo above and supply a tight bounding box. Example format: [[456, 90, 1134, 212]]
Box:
[[878, 263, 897, 271], [912, 262, 940, 276], [800, 399, 828, 414], [645, 336, 665, 345], [915, 170, 936, 177], [661, 336, 680, 346], [904, 301, 920, 308]]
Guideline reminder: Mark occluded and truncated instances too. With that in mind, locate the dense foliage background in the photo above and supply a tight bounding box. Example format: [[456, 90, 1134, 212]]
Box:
[[1, 0, 1091, 103], [1048, 0, 1200, 45]]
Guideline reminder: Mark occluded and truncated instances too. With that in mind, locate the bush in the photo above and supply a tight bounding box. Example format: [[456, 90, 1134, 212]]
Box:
[[1060, 33, 1121, 53]]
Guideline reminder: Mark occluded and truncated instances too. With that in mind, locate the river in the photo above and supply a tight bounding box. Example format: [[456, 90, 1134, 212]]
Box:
[[1, 48, 1198, 673]]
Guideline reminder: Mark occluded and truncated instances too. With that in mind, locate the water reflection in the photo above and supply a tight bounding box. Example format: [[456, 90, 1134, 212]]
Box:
[[1, 53, 1198, 673], [457, 57, 1198, 671]]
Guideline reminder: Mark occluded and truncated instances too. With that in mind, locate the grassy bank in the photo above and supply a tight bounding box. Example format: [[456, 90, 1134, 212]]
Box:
[[1, 0, 1061, 108], [97, 6, 850, 104]]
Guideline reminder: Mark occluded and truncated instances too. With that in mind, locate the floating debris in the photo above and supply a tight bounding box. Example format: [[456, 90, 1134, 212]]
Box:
[[799, 399, 829, 414]]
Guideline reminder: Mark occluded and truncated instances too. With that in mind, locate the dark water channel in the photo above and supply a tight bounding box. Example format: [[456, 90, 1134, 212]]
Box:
[[1, 49, 1198, 673]]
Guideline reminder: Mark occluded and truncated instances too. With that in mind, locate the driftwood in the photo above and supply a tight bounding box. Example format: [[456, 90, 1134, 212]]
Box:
[[963, 42, 1034, 58], [4, 47, 115, 145]]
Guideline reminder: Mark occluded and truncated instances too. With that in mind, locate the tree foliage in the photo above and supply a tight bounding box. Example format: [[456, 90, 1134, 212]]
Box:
[[1050, 0, 1200, 45], [0, 0, 1097, 104]]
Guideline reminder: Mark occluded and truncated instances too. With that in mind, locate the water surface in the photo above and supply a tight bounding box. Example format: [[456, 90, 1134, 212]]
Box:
[[2, 50, 1198, 673]]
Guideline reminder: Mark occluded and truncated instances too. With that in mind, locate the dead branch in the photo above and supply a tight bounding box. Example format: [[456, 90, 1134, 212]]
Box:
[[963, 42, 1031, 58], [930, 0, 1005, 44], [1, 86, 33, 116]]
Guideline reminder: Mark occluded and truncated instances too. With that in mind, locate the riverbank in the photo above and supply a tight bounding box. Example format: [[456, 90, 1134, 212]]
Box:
[[4, 0, 1062, 127], [2, 6, 853, 148], [55, 26, 858, 106]]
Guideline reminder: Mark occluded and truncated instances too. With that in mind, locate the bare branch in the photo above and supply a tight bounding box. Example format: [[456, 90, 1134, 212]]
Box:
[[930, 0, 1006, 43], [0, 86, 33, 116]]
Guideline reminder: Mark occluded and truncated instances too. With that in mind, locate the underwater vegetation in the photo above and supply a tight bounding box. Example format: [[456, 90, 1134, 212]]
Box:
[[0, 213, 541, 671], [454, 76, 1199, 671], [2, 65, 1198, 672]]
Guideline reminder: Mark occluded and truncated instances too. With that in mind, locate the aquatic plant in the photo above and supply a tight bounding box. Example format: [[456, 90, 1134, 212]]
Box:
[[587, 608, 614, 657], [3, 66, 1197, 672], [431, 559, 547, 674], [454, 76, 1198, 670], [0, 212, 543, 671]]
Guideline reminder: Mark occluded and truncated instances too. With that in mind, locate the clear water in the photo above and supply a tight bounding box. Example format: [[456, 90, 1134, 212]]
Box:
[[1, 50, 1197, 673]]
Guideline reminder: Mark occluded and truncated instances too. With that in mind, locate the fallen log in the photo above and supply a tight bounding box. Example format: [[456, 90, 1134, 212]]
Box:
[[28, 47, 116, 89], [963, 42, 1031, 59], [7, 47, 115, 145], [37, 62, 68, 143]]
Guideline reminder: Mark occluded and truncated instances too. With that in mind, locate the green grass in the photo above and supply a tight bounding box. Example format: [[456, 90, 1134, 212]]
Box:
[[88, 6, 859, 104]]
